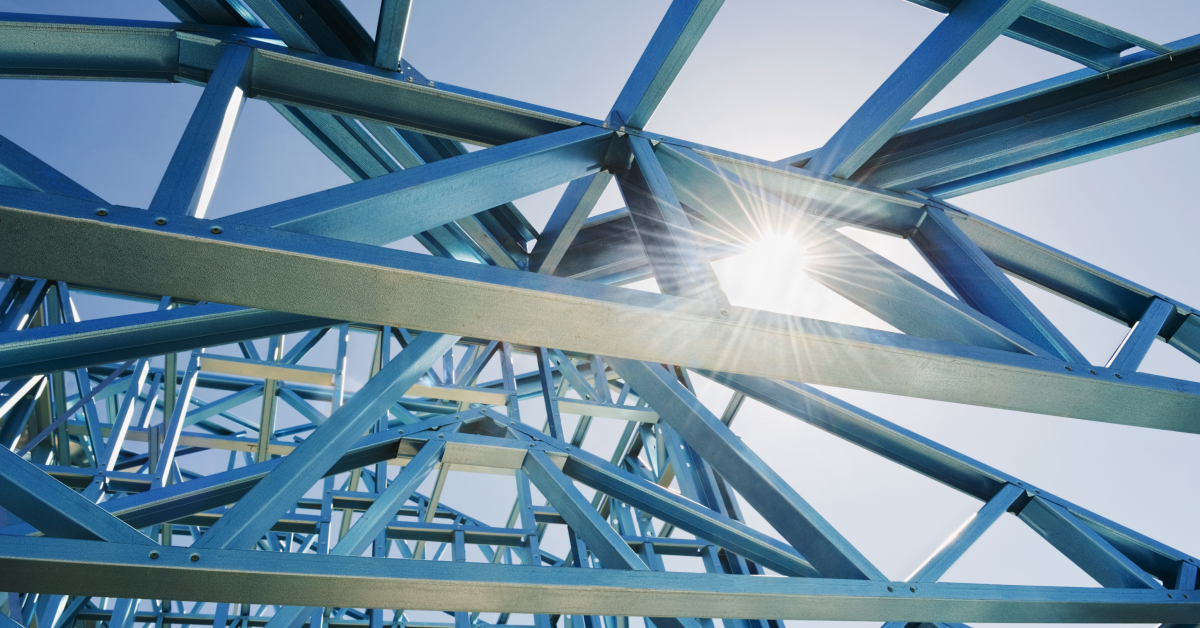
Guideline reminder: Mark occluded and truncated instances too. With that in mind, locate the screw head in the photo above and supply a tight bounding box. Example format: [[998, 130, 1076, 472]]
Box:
[[155, 217, 168, 226], [189, 553, 200, 562], [149, 550, 160, 559], [95, 209, 109, 216], [210, 226, 222, 234]]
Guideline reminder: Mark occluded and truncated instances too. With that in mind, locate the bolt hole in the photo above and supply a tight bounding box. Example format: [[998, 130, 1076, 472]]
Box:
[[720, 309, 729, 316], [189, 553, 200, 562], [1065, 366, 1073, 371], [149, 551, 159, 559], [1089, 369, 1097, 375], [155, 217, 167, 226], [210, 226, 222, 234], [887, 587, 893, 592], [96, 209, 108, 217], [1115, 373, 1123, 379]]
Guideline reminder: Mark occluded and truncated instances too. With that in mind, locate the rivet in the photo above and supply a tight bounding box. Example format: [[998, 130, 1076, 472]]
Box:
[[155, 217, 168, 226], [1089, 369, 1097, 375], [96, 209, 109, 216], [190, 553, 200, 562], [210, 226, 223, 234], [149, 550, 160, 559], [1065, 366, 1073, 371]]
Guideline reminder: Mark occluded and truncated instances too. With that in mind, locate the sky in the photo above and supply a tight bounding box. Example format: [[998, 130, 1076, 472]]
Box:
[[2, 2, 1200, 627]]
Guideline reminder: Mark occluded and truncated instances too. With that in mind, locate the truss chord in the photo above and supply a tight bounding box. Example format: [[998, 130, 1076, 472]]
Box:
[[1, 2, 1198, 625]]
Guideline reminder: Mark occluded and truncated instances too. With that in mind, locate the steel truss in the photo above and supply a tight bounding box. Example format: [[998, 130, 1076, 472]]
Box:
[[0, 1, 1197, 627]]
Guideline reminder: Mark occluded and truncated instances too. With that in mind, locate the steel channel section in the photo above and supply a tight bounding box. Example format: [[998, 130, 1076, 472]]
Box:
[[2, 2, 1200, 626], [0, 537, 1198, 623], [7, 192, 1200, 433]]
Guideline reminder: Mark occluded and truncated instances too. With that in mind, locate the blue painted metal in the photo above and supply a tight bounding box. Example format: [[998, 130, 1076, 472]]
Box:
[[1, 3, 1198, 626], [608, 0, 724, 129], [806, 0, 1036, 179]]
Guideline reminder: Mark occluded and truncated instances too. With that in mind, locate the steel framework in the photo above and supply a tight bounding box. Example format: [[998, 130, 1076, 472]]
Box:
[[0, 1, 1197, 627]]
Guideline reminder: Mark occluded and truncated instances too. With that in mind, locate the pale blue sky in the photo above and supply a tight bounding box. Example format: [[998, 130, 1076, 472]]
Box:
[[2, 2, 1199, 626]]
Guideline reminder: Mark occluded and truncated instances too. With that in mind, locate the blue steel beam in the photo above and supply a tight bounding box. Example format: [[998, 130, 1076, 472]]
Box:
[[523, 450, 702, 628], [906, 483, 1024, 582], [913, 205, 1088, 363], [8, 192, 1200, 433], [0, 301, 338, 381], [0, 447, 153, 545], [194, 332, 458, 550], [373, 0, 412, 72], [615, 136, 728, 303], [264, 439, 445, 628], [608, 358, 885, 581], [907, 0, 1172, 71], [149, 44, 250, 218], [1019, 496, 1163, 590], [608, 0, 724, 129], [805, 0, 1035, 179], [229, 126, 611, 246], [529, 173, 613, 275], [696, 372, 1196, 582], [1107, 298, 1174, 371], [3, 537, 1199, 623], [0, 133, 103, 203]]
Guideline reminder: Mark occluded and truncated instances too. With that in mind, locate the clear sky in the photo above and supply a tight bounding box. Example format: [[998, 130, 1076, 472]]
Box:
[[2, 2, 1199, 627]]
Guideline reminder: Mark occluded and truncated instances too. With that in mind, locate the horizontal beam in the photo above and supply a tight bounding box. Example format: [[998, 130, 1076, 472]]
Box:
[[6, 190, 1200, 433], [0, 15, 592, 146], [0, 301, 338, 380], [1, 537, 1196, 623]]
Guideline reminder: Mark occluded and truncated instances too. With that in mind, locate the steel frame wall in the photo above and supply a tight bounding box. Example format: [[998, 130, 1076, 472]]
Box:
[[0, 1, 1198, 627]]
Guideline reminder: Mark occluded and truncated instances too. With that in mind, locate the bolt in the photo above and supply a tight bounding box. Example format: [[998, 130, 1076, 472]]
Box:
[[1169, 594, 1174, 599], [408, 76, 414, 83], [602, 122, 609, 129], [529, 443, 536, 448], [720, 308, 729, 316], [887, 587, 893, 592], [1115, 373, 1123, 379], [210, 226, 222, 234], [1089, 369, 1097, 375], [1065, 366, 1073, 371], [96, 209, 109, 216], [619, 126, 626, 133], [439, 434, 444, 438], [149, 551, 160, 559], [155, 217, 168, 226], [429, 81, 435, 87], [190, 553, 200, 562]]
